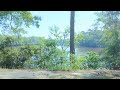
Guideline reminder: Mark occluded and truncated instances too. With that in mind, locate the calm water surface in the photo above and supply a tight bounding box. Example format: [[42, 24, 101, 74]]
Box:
[[76, 47, 104, 56]]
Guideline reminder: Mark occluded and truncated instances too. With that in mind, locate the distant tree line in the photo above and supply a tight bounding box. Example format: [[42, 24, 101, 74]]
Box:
[[76, 29, 106, 48]]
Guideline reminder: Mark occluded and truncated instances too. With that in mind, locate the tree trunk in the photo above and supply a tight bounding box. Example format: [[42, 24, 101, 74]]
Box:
[[70, 11, 75, 55]]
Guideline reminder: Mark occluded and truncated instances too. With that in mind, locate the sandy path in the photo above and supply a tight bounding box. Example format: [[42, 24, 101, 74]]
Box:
[[0, 69, 120, 79], [0, 69, 35, 79]]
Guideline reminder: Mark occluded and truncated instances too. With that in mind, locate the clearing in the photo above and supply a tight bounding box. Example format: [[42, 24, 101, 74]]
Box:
[[0, 69, 120, 79]]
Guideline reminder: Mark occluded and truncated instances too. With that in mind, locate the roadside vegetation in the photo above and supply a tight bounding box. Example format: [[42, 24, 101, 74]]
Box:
[[0, 11, 120, 74]]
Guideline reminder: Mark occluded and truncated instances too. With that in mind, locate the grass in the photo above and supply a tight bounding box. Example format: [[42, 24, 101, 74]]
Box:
[[0, 68, 120, 79]]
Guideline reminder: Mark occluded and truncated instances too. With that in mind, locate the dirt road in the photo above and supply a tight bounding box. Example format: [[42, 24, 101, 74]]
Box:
[[0, 69, 120, 79]]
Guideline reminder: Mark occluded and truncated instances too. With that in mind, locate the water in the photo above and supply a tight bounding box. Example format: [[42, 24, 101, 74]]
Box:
[[58, 46, 103, 56], [32, 46, 104, 61], [76, 47, 104, 56]]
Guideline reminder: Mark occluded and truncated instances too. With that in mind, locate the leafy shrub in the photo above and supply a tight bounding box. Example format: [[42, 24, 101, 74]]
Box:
[[84, 51, 100, 69]]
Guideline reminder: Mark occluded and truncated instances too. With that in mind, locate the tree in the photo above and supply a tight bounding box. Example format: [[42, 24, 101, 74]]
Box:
[[76, 29, 104, 48], [0, 11, 41, 50], [0, 11, 41, 69], [0, 11, 41, 36], [96, 11, 120, 68], [70, 11, 75, 55], [49, 25, 70, 52], [75, 32, 84, 47]]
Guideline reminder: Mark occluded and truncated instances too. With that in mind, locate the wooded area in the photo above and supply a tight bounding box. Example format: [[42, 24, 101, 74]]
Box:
[[0, 11, 120, 79]]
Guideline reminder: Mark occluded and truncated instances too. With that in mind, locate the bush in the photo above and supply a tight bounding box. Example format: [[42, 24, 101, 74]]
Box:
[[0, 48, 20, 68], [85, 51, 100, 69], [70, 54, 82, 70], [0, 35, 103, 70], [0, 42, 39, 69], [99, 48, 120, 69], [76, 51, 101, 70]]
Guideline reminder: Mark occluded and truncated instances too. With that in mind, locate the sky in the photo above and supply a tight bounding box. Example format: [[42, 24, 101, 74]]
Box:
[[13, 11, 99, 38]]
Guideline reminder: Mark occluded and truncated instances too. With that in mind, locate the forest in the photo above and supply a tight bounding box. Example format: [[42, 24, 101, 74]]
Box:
[[0, 11, 120, 77]]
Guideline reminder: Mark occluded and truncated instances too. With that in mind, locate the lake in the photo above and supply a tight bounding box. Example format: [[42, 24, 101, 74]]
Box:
[[58, 46, 104, 56], [75, 47, 104, 56]]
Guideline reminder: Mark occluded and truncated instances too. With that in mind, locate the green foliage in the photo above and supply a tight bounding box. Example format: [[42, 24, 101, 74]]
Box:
[[49, 25, 70, 51], [77, 29, 104, 48], [0, 27, 103, 70], [85, 51, 100, 69], [0, 11, 41, 40], [0, 36, 39, 68], [70, 54, 82, 70], [37, 38, 70, 70], [96, 11, 120, 69], [0, 11, 41, 28], [69, 52, 100, 70], [0, 11, 42, 69], [0, 35, 105, 70], [75, 32, 84, 46], [1, 11, 120, 71]]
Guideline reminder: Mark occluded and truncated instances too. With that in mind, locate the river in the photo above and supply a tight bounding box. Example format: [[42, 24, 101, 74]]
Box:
[[76, 47, 104, 56]]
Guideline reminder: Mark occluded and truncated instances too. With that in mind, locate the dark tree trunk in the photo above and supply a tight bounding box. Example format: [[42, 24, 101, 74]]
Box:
[[70, 11, 75, 55]]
